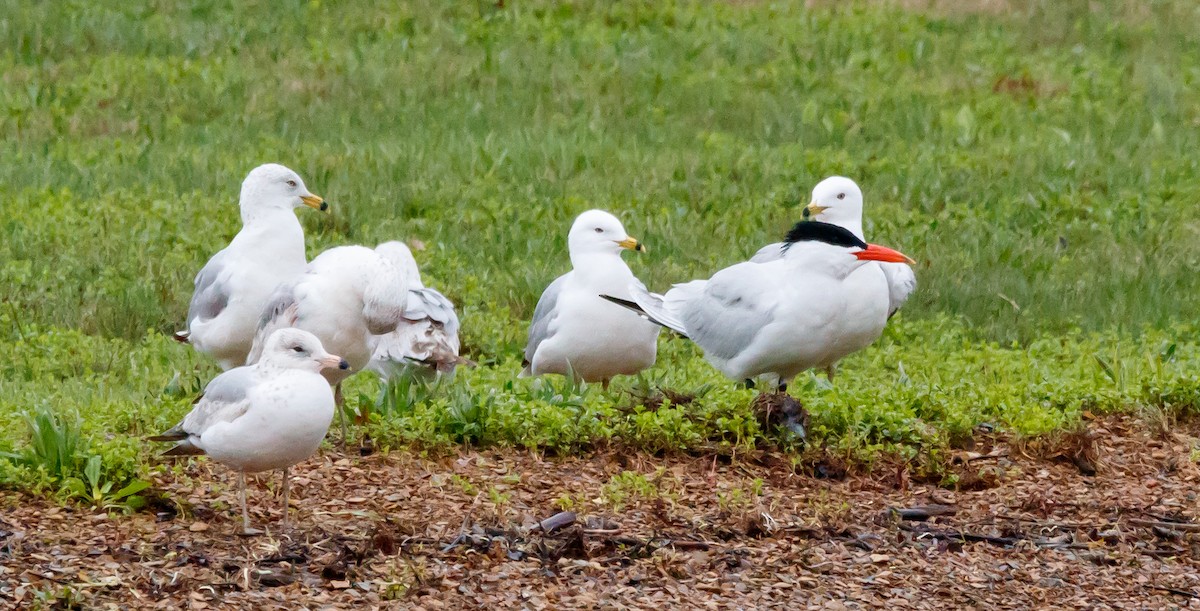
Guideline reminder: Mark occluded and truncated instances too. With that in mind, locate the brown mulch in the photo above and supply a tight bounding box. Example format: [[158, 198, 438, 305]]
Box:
[[2, 415, 1200, 609]]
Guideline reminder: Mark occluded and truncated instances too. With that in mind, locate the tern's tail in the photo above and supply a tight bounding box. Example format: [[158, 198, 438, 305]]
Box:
[[600, 280, 689, 337]]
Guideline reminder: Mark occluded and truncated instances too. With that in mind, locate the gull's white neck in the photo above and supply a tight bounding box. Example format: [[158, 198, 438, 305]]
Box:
[[570, 251, 631, 285], [230, 207, 305, 259], [843, 220, 865, 242], [818, 209, 865, 242]]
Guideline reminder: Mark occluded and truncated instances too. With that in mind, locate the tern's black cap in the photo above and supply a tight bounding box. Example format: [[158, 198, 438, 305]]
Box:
[[782, 220, 867, 251]]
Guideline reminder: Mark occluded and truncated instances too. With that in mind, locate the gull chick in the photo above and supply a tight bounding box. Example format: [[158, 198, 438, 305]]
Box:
[[368, 241, 468, 382], [176, 164, 327, 370], [522, 210, 660, 387], [150, 328, 348, 534]]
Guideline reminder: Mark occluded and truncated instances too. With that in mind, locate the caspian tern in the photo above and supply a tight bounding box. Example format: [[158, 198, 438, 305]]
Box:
[[175, 164, 328, 370], [522, 210, 660, 386], [603, 221, 914, 391], [752, 176, 916, 318]]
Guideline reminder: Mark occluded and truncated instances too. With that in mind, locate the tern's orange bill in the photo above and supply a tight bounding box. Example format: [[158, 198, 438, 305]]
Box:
[[855, 244, 916, 265]]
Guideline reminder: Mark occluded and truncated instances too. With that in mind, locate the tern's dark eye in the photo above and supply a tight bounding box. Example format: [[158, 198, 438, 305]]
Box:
[[287, 179, 298, 188], [594, 227, 603, 233], [837, 193, 845, 200], [292, 345, 304, 353]]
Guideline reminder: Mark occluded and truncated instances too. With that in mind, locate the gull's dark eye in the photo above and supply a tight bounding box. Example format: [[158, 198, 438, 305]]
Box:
[[837, 193, 845, 200], [594, 227, 603, 233], [287, 179, 298, 188], [292, 345, 304, 353]]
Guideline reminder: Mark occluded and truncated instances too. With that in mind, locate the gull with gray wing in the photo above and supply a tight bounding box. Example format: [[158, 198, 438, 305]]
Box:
[[522, 210, 659, 387], [176, 164, 328, 370], [150, 328, 348, 534]]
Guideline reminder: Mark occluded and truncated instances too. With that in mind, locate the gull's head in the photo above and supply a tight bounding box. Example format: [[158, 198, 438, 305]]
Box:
[[240, 163, 327, 217], [260, 327, 349, 373], [568, 209, 645, 257], [803, 176, 863, 238], [375, 241, 423, 288], [782, 220, 913, 276]]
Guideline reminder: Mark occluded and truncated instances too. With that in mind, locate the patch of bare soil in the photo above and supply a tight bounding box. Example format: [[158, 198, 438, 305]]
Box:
[[2, 416, 1200, 609]]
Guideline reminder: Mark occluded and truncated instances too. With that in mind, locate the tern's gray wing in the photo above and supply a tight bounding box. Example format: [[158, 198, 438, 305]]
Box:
[[149, 366, 257, 455], [523, 274, 568, 366], [187, 250, 232, 323], [679, 262, 779, 361], [749, 242, 785, 264]]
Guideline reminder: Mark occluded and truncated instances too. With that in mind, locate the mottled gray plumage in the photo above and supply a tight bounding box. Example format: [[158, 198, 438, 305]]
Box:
[[405, 288, 459, 333], [149, 366, 257, 456], [245, 282, 299, 365]]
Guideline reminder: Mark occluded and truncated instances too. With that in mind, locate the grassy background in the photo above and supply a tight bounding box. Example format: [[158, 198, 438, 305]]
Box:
[[3, 0, 1200, 500]]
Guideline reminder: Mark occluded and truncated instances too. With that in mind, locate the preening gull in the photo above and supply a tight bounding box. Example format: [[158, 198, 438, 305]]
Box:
[[751, 176, 916, 318], [175, 164, 327, 370], [247, 245, 409, 433], [149, 328, 348, 534], [605, 221, 914, 391], [522, 210, 660, 386], [368, 241, 468, 382]]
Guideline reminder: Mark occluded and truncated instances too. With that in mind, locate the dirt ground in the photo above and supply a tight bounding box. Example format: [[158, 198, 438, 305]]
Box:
[[2, 415, 1200, 610]]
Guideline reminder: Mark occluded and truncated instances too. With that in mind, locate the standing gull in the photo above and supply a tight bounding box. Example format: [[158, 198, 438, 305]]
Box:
[[149, 328, 348, 534], [368, 241, 468, 383], [605, 222, 914, 391], [175, 164, 327, 370], [522, 210, 660, 386]]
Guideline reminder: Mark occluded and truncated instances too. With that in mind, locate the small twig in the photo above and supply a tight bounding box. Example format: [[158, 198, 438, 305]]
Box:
[[581, 528, 622, 536], [1146, 584, 1200, 599], [1128, 518, 1200, 533], [664, 539, 711, 551], [441, 497, 480, 553], [887, 505, 957, 522], [899, 523, 1017, 547], [993, 514, 1092, 530]]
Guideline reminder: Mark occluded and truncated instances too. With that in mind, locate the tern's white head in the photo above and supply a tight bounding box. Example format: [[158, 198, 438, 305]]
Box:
[[376, 241, 423, 289], [239, 163, 327, 223], [804, 176, 864, 240], [567, 210, 645, 260], [782, 221, 914, 278], [259, 328, 349, 374]]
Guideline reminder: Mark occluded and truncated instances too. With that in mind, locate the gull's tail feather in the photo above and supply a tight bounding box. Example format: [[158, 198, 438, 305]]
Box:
[[160, 441, 205, 457], [147, 427, 205, 457], [172, 331, 190, 344], [145, 433, 185, 443]]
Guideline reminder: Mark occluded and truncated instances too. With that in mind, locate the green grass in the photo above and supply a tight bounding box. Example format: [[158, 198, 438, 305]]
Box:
[[3, 0, 1200, 502]]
